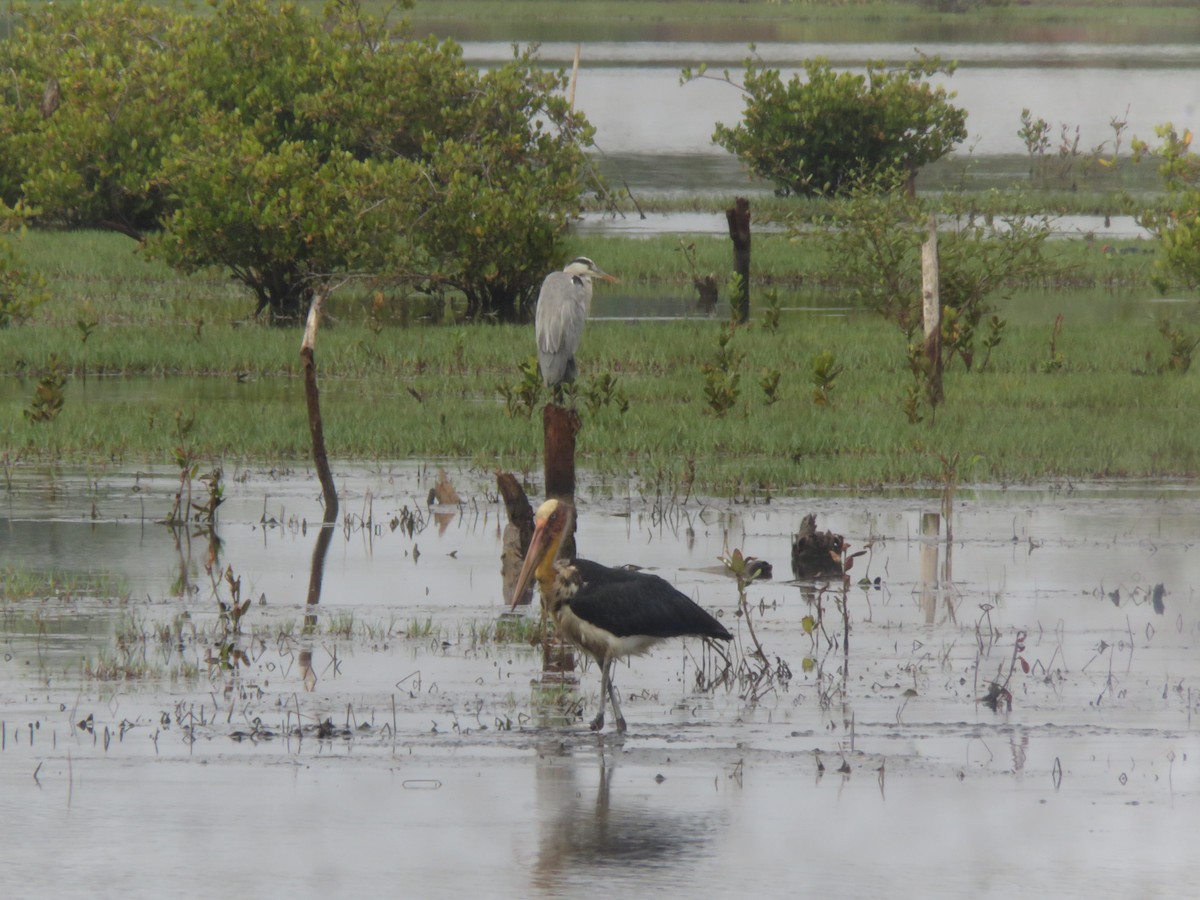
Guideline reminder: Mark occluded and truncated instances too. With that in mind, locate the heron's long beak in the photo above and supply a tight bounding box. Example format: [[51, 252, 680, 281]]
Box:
[[509, 517, 552, 609], [592, 266, 618, 284]]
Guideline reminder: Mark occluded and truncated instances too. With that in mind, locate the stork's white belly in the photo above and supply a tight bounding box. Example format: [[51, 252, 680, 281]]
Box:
[[555, 606, 662, 662]]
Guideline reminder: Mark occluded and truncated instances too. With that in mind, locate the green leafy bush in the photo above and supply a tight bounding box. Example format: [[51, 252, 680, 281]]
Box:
[[0, 0, 595, 323], [1134, 124, 1200, 293], [706, 53, 967, 197]]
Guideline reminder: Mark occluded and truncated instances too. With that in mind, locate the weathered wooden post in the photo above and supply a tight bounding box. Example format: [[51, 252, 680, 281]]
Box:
[[542, 403, 580, 561], [726, 196, 751, 324], [921, 215, 943, 406]]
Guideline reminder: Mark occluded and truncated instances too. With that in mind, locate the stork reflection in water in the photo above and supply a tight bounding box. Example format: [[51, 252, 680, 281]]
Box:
[[510, 499, 731, 733]]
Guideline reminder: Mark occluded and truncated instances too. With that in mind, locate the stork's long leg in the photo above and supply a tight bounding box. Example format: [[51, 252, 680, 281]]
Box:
[[589, 659, 608, 732], [606, 660, 627, 734]]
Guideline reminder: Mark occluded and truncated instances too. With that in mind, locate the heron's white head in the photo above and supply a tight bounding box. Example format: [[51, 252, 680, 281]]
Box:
[[563, 257, 617, 284]]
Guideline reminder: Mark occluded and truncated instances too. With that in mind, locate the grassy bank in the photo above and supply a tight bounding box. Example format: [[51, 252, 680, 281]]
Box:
[[1, 230, 1195, 493], [399, 0, 1200, 44]]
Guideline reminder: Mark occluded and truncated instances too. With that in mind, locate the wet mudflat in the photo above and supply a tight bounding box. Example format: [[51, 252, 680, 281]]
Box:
[[1, 463, 1196, 897]]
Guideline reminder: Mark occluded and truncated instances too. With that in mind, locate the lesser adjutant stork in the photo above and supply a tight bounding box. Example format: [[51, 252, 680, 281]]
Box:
[[510, 499, 731, 733]]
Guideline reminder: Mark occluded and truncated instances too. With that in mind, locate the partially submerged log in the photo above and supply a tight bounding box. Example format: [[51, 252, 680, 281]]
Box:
[[791, 513, 845, 579]]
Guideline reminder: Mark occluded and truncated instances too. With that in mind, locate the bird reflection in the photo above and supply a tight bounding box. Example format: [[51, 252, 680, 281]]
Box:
[[531, 746, 723, 892]]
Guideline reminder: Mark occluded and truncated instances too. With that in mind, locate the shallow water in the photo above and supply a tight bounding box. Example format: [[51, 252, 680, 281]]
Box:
[[1, 463, 1197, 897], [460, 39, 1199, 235], [463, 40, 1200, 163]]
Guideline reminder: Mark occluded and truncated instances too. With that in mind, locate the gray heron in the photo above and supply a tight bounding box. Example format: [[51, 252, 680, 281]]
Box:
[[509, 499, 731, 733], [535, 257, 616, 390]]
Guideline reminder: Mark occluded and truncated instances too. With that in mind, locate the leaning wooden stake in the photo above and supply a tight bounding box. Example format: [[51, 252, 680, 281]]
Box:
[[726, 196, 751, 324], [921, 215, 943, 406], [301, 292, 338, 519]]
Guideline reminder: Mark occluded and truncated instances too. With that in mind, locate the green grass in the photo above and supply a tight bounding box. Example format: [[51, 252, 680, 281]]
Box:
[[0, 565, 130, 602], [0, 229, 1196, 492], [87, 0, 1200, 41], [399, 0, 1200, 44]]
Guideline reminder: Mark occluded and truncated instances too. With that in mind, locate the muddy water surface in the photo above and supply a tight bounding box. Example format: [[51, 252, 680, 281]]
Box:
[[1, 463, 1196, 897]]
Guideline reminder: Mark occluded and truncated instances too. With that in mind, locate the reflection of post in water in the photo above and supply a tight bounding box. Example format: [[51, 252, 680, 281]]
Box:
[[304, 506, 338, 632], [919, 511, 940, 625], [298, 477, 333, 695], [918, 510, 956, 625]]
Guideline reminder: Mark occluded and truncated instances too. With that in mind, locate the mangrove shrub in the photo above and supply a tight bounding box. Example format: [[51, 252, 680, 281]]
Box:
[[699, 53, 967, 197], [817, 173, 1054, 368], [0, 0, 596, 323], [1134, 124, 1200, 293]]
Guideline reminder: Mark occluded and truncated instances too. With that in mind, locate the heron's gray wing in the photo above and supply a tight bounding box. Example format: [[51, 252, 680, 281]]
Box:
[[535, 272, 590, 385], [535, 273, 589, 355]]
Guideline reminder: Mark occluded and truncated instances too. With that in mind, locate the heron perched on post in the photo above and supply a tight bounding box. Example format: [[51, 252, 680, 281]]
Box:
[[510, 499, 732, 733], [535, 257, 616, 390]]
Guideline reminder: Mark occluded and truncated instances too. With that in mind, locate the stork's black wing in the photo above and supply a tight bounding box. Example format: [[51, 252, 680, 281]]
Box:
[[571, 557, 646, 586], [565, 568, 731, 641]]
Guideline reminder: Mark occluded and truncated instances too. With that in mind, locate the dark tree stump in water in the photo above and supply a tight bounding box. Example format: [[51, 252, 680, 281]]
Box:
[[497, 472, 535, 607], [726, 196, 751, 324], [694, 274, 719, 314], [791, 513, 845, 579], [497, 470, 576, 678]]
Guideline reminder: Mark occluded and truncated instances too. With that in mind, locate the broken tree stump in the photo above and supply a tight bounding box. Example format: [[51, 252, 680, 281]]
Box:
[[726, 196, 751, 324], [497, 471, 535, 607], [497, 469, 576, 678], [791, 513, 846, 579]]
